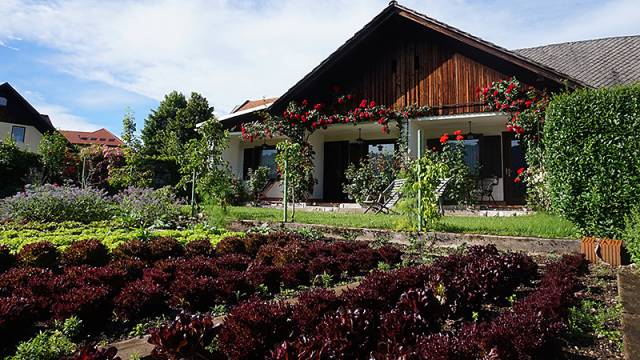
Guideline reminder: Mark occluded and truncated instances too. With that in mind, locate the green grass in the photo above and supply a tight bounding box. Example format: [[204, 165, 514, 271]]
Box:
[[207, 206, 580, 239]]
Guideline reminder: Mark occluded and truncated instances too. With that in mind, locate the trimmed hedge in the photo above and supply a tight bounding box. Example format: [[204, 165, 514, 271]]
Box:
[[545, 84, 640, 237]]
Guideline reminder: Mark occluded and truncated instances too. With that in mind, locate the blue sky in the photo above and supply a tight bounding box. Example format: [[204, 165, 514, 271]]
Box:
[[1, 0, 639, 136]]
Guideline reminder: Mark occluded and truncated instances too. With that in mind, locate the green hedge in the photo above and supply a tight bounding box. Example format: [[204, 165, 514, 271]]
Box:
[[544, 84, 640, 237], [0, 140, 41, 198]]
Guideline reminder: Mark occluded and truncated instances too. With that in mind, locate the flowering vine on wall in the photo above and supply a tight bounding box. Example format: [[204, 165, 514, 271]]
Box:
[[240, 94, 430, 144], [479, 77, 550, 209]]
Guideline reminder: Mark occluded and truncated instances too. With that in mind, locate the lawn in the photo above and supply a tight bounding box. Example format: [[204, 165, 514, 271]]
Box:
[[207, 206, 580, 239]]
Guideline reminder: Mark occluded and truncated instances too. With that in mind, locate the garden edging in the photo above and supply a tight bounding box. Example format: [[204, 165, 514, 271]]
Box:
[[229, 220, 580, 255], [618, 267, 640, 360]]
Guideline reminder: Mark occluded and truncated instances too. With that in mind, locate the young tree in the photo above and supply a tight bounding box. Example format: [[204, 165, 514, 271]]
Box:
[[120, 107, 138, 148], [39, 131, 71, 183], [178, 116, 231, 209]]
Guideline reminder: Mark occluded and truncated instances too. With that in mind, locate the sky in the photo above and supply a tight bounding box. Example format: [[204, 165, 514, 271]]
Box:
[[0, 0, 639, 135]]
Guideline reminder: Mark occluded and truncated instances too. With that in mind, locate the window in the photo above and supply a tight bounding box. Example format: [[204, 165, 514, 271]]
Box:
[[11, 126, 25, 143], [367, 142, 395, 162], [243, 146, 278, 179], [448, 138, 480, 173], [260, 148, 278, 179]]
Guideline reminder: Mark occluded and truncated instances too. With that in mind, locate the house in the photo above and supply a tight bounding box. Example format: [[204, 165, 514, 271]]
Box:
[[220, 2, 640, 205], [0, 82, 56, 153], [60, 128, 124, 148]]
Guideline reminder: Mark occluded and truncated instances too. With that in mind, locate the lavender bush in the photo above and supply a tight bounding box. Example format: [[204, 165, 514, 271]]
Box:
[[113, 186, 184, 228], [0, 184, 115, 223]]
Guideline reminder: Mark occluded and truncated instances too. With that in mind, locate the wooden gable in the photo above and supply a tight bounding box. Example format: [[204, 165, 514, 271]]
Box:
[[271, 4, 584, 116]]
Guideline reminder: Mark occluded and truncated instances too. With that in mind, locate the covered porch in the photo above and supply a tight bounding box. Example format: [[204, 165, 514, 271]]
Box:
[[223, 112, 526, 205]]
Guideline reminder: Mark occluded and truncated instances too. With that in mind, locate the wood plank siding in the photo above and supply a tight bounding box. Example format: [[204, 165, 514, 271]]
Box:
[[357, 38, 508, 115], [271, 12, 572, 117]]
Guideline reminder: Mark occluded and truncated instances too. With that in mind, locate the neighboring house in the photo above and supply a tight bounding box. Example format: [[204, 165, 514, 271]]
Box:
[[60, 128, 124, 148], [0, 82, 56, 153], [221, 2, 640, 204]]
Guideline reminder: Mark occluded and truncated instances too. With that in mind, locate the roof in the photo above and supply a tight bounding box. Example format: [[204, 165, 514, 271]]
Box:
[[0, 82, 56, 134], [515, 35, 640, 88], [271, 2, 586, 111], [60, 128, 124, 147], [231, 97, 278, 113]]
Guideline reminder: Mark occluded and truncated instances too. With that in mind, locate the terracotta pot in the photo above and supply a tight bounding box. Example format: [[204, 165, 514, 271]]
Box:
[[580, 237, 625, 266]]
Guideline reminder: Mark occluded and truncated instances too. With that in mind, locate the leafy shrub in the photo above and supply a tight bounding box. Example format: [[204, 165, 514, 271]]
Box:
[[218, 300, 293, 360], [0, 221, 236, 253], [0, 296, 38, 346], [17, 241, 60, 269], [113, 186, 183, 228], [343, 155, 396, 204], [623, 205, 640, 265], [147, 237, 183, 261], [246, 166, 271, 204], [9, 317, 80, 360], [51, 285, 112, 325], [114, 278, 167, 321], [68, 345, 120, 360], [0, 245, 16, 273], [62, 240, 110, 267], [0, 139, 42, 198], [184, 239, 215, 257], [148, 313, 220, 360], [112, 239, 149, 261], [215, 236, 247, 255], [0, 184, 114, 223], [545, 84, 640, 237]]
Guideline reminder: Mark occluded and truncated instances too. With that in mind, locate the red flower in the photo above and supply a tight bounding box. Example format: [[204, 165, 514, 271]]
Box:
[[313, 103, 323, 111], [369, 101, 376, 108], [302, 99, 309, 107], [493, 90, 499, 97], [483, 87, 489, 95], [506, 124, 514, 132], [525, 100, 533, 108], [346, 94, 352, 100], [439, 133, 449, 144], [359, 99, 368, 108], [453, 130, 462, 136], [514, 177, 521, 183], [456, 135, 464, 141], [337, 97, 345, 104], [517, 167, 525, 175], [506, 83, 516, 94]]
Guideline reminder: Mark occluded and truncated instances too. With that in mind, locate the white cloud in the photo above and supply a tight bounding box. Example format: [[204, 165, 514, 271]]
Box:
[[20, 89, 103, 131], [0, 0, 639, 115], [36, 103, 103, 131]]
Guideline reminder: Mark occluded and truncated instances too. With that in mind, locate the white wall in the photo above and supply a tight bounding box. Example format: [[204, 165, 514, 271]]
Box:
[[0, 121, 43, 153], [222, 114, 510, 202]]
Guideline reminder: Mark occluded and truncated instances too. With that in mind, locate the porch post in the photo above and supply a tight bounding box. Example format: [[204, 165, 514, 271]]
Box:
[[417, 129, 424, 232], [283, 148, 289, 223]]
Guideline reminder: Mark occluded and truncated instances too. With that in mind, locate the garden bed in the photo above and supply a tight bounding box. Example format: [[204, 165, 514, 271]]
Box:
[[0, 232, 402, 358], [139, 246, 622, 359]]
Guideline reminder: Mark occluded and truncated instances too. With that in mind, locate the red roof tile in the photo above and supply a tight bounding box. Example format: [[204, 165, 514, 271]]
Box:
[[232, 97, 278, 113], [60, 128, 124, 147]]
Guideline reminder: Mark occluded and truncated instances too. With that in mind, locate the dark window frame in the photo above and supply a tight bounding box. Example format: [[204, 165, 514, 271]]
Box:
[[11, 125, 26, 143]]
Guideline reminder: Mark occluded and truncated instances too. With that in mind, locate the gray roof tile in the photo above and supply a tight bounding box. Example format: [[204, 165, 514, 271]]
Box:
[[514, 36, 640, 88]]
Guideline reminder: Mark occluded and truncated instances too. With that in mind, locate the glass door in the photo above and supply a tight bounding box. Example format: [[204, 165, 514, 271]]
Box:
[[502, 132, 527, 204]]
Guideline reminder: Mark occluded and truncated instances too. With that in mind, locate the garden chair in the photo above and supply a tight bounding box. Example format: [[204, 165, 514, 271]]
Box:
[[435, 177, 452, 215], [478, 176, 499, 205], [363, 178, 406, 214]]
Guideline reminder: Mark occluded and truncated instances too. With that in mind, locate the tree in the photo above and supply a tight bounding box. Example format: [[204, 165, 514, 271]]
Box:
[[120, 107, 138, 148], [165, 92, 214, 158], [140, 91, 213, 158], [141, 91, 187, 157], [178, 116, 231, 209], [39, 131, 71, 183]]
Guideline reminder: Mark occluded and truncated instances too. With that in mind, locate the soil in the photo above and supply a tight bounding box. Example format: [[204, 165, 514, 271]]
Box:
[[558, 262, 623, 359]]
